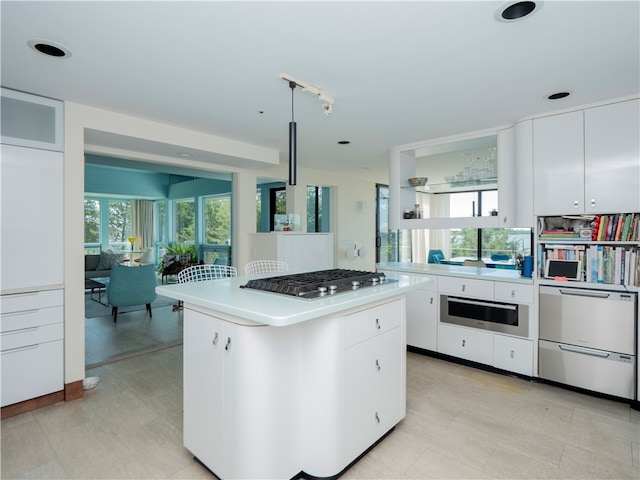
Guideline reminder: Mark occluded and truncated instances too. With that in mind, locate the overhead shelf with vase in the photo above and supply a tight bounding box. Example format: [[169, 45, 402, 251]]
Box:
[[389, 127, 520, 229]]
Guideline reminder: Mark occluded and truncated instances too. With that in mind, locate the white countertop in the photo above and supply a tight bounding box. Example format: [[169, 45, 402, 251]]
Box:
[[156, 272, 431, 327], [376, 262, 534, 284]]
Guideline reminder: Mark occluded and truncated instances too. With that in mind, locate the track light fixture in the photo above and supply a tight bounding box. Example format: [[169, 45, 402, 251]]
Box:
[[280, 74, 335, 186]]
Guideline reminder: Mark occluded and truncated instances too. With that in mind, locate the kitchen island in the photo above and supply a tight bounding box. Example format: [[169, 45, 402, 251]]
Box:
[[157, 272, 430, 480]]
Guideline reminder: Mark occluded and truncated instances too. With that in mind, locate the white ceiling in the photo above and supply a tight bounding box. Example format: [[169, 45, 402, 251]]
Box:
[[2, 1, 639, 181]]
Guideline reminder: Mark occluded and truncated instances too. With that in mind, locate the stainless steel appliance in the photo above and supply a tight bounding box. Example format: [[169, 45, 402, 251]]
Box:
[[440, 295, 529, 337], [539, 285, 637, 399], [241, 269, 393, 299]]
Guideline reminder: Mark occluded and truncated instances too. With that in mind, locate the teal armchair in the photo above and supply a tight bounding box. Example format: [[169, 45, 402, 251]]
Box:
[[107, 264, 158, 323]]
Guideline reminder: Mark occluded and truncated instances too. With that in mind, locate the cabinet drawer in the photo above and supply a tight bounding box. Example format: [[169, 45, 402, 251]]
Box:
[[437, 276, 493, 299], [1, 289, 63, 314], [344, 299, 402, 347], [344, 378, 403, 464], [1, 305, 63, 333], [437, 323, 493, 365], [493, 335, 533, 376], [1, 322, 63, 351], [345, 328, 402, 399], [1, 339, 63, 407], [494, 282, 534, 304]]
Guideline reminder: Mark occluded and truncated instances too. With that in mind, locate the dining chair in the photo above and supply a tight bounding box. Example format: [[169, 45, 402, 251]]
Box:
[[107, 264, 157, 323], [244, 260, 289, 276], [178, 264, 238, 283]]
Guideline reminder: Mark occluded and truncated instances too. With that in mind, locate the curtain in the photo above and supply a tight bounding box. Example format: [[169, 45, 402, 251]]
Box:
[[131, 200, 154, 249]]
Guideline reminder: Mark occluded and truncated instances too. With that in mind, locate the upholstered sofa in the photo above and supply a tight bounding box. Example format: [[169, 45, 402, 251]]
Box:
[[85, 253, 118, 279]]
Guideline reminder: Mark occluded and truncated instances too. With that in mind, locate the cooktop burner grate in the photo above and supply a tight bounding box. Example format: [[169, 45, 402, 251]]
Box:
[[242, 269, 390, 299]]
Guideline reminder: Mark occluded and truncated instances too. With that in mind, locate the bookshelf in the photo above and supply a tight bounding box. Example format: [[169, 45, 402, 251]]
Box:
[[537, 213, 640, 287]]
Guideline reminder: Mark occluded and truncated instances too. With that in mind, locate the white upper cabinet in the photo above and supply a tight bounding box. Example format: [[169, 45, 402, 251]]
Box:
[[533, 110, 585, 215], [1, 88, 64, 151], [584, 99, 640, 213], [533, 99, 640, 215]]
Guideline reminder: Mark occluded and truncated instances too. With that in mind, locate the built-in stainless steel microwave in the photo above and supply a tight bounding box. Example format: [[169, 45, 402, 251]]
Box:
[[440, 295, 529, 337]]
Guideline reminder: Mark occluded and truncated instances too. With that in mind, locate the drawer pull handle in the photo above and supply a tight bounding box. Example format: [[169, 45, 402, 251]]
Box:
[[375, 359, 381, 371], [511, 290, 515, 298], [430, 297, 433, 304], [462, 285, 466, 292], [375, 412, 380, 423], [462, 339, 466, 347], [2, 344, 38, 354], [1, 326, 39, 336], [375, 318, 381, 330], [225, 337, 231, 351], [510, 350, 515, 358], [590, 198, 596, 207], [212, 332, 219, 346], [574, 200, 579, 208], [1, 309, 40, 318]]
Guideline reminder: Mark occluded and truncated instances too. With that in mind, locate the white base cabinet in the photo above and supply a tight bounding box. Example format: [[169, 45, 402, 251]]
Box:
[[493, 334, 534, 376], [438, 323, 533, 376], [438, 323, 494, 365], [1, 290, 64, 407], [183, 308, 298, 480], [247, 233, 334, 272], [405, 278, 438, 351], [182, 297, 406, 479]]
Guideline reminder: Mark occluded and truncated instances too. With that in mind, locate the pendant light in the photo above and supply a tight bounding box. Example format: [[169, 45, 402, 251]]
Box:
[[288, 81, 297, 186]]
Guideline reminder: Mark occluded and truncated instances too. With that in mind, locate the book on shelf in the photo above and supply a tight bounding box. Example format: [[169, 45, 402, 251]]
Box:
[[589, 213, 639, 242]]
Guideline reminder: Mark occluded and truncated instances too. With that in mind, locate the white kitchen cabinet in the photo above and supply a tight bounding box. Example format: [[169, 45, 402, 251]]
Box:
[[1, 87, 64, 151], [437, 323, 494, 365], [405, 278, 438, 351], [533, 110, 585, 215], [533, 99, 640, 215], [437, 275, 494, 299], [494, 282, 534, 304], [1, 290, 64, 407], [584, 99, 640, 213], [247, 232, 334, 272], [183, 307, 299, 480], [1, 144, 64, 293], [343, 299, 405, 466], [493, 334, 533, 376], [183, 296, 407, 480]]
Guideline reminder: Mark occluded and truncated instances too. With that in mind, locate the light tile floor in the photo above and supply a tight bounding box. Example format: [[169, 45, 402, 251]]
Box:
[[2, 348, 639, 479]]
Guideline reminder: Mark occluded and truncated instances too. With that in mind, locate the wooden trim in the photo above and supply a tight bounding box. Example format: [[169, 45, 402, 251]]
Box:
[[1, 381, 83, 420], [1, 390, 64, 420], [65, 380, 84, 402]]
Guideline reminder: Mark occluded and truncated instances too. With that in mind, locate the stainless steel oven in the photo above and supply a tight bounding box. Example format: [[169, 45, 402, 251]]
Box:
[[440, 295, 529, 337]]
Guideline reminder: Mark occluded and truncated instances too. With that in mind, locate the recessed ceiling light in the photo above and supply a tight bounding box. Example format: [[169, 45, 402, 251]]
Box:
[[546, 91, 572, 100], [495, 1, 541, 22], [27, 39, 71, 58], [338, 140, 351, 145]]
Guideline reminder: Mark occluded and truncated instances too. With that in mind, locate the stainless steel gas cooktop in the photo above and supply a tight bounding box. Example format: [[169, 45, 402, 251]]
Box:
[[241, 269, 394, 299]]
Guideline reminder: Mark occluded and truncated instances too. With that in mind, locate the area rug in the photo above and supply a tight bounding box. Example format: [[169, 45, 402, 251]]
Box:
[[85, 293, 177, 318]]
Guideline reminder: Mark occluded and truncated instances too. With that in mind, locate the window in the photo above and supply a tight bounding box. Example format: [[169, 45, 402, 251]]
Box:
[[307, 185, 330, 232], [108, 200, 132, 250], [174, 198, 195, 243], [203, 194, 231, 245], [269, 187, 286, 232], [84, 199, 100, 253], [376, 185, 412, 262]]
